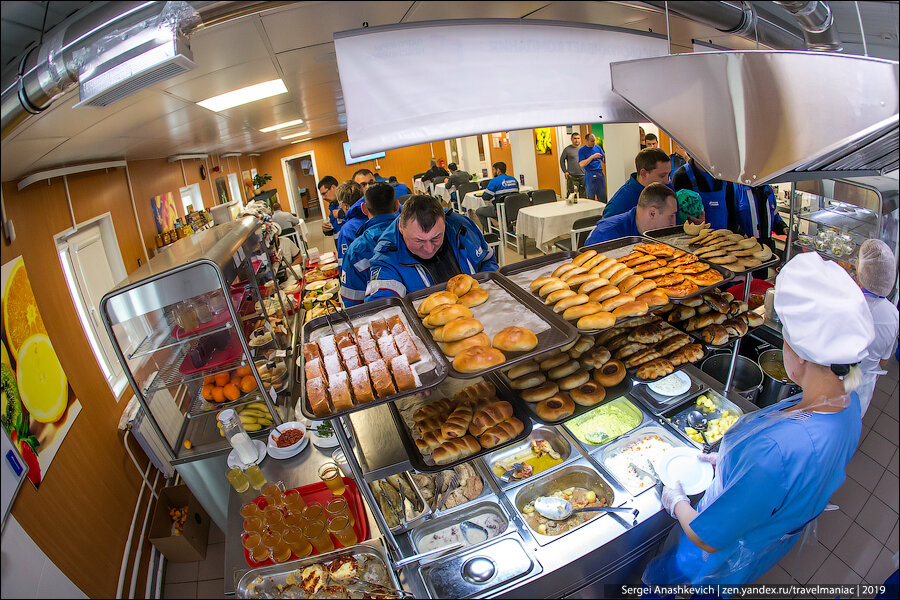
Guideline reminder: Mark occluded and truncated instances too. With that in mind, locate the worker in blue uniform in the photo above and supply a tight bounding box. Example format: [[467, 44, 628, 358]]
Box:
[[318, 175, 341, 236], [584, 183, 677, 246], [672, 158, 743, 231], [736, 184, 788, 247], [578, 132, 606, 202], [388, 176, 411, 197], [365, 195, 497, 301], [340, 182, 400, 307], [334, 180, 364, 259], [475, 162, 519, 232], [602, 148, 672, 218], [644, 252, 875, 591]]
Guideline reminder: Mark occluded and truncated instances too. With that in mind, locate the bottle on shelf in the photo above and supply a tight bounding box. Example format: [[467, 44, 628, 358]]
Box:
[[218, 409, 259, 464]]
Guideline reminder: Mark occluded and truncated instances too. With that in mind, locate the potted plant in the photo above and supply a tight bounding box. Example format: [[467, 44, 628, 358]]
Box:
[[251, 173, 276, 208]]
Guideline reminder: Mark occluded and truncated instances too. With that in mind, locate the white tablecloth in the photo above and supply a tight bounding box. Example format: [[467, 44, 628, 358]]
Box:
[[460, 186, 535, 213], [515, 199, 604, 249], [433, 182, 452, 203], [413, 177, 427, 193]]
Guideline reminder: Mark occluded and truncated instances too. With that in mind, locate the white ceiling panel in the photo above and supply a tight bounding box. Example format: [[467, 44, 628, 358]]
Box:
[[405, 1, 547, 21], [73, 95, 192, 139], [163, 58, 280, 102], [4, 90, 147, 142], [0, 137, 68, 181], [188, 18, 270, 72]]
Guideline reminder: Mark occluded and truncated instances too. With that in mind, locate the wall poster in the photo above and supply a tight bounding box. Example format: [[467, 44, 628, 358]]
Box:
[[214, 176, 229, 205], [1, 256, 82, 488], [242, 170, 255, 199], [534, 128, 553, 154], [151, 192, 178, 234]]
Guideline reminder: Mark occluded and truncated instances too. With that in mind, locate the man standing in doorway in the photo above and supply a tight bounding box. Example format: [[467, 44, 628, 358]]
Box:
[[578, 133, 606, 203], [559, 131, 586, 198], [318, 175, 340, 236], [644, 133, 659, 149]]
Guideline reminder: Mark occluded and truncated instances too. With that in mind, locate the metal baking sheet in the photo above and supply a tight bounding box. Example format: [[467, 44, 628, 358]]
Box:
[[644, 226, 780, 278], [661, 388, 745, 449], [403, 271, 578, 379], [387, 376, 534, 472], [368, 471, 431, 534], [298, 297, 448, 420], [487, 370, 633, 427]]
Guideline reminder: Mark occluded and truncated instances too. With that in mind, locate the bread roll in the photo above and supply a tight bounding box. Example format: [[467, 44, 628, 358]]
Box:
[[600, 293, 635, 312], [507, 360, 540, 380], [636, 289, 669, 307], [684, 313, 718, 332], [554, 293, 589, 313], [478, 417, 525, 449], [545, 289, 577, 305], [539, 352, 569, 371], [567, 273, 601, 288], [617, 274, 644, 293], [423, 303, 473, 328], [557, 369, 591, 391], [563, 301, 603, 321], [469, 401, 514, 436], [520, 380, 559, 402], [414, 397, 455, 422], [416, 429, 448, 454], [453, 346, 506, 373], [560, 266, 589, 283], [599, 262, 628, 280], [441, 403, 474, 439], [578, 277, 611, 295], [701, 324, 730, 345], [530, 277, 554, 292], [458, 287, 490, 308], [510, 371, 546, 390], [612, 300, 649, 319], [432, 435, 481, 465], [552, 263, 577, 278], [432, 325, 446, 343], [441, 317, 484, 342], [447, 274, 478, 297], [629, 279, 657, 297], [572, 249, 598, 267], [581, 253, 606, 271], [415, 415, 444, 436], [418, 291, 459, 317], [539, 278, 569, 297], [577, 311, 616, 330], [589, 285, 621, 303], [535, 393, 575, 421], [609, 268, 636, 286], [441, 332, 491, 357], [493, 326, 538, 352]]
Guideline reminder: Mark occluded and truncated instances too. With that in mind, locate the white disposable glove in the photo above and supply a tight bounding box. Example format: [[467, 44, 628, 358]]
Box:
[[661, 481, 689, 518], [698, 452, 719, 467]]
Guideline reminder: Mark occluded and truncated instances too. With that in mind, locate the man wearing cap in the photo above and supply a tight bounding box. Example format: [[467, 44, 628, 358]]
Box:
[[645, 252, 874, 588]]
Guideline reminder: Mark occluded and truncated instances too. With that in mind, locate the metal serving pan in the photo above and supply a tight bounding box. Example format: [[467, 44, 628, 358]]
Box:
[[661, 388, 744, 450], [404, 271, 578, 379], [484, 425, 574, 489], [368, 470, 431, 534], [410, 499, 514, 555], [563, 397, 648, 453], [644, 225, 779, 278], [411, 460, 494, 518], [387, 376, 534, 472], [597, 423, 690, 495], [630, 373, 706, 415], [299, 297, 448, 420], [235, 542, 401, 599]]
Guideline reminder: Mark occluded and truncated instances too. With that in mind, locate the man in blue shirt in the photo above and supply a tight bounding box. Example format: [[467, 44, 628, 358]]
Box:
[[318, 175, 340, 236], [334, 180, 365, 259], [374, 172, 388, 183], [578, 133, 606, 202], [340, 183, 400, 306], [584, 183, 677, 246], [602, 148, 671, 218], [388, 176, 411, 197], [475, 162, 519, 232], [366, 195, 498, 301]]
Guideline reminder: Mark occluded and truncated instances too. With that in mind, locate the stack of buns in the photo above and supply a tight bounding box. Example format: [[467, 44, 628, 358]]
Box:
[[304, 314, 421, 417], [419, 274, 538, 374], [666, 290, 763, 346], [411, 381, 525, 465], [684, 223, 774, 272], [527, 249, 670, 332]]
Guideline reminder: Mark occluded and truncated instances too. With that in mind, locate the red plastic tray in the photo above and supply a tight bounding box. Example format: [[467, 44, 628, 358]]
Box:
[[177, 339, 242, 375], [172, 288, 246, 340], [242, 478, 368, 568]]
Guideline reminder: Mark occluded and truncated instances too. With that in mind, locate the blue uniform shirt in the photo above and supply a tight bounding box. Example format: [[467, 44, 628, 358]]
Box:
[[336, 198, 368, 259], [340, 212, 398, 307], [737, 185, 785, 239], [392, 183, 411, 196], [578, 144, 605, 172], [328, 201, 344, 234], [602, 173, 644, 218], [584, 207, 639, 246], [481, 174, 519, 205]]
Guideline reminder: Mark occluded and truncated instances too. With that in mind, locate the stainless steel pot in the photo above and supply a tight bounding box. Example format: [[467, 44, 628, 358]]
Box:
[[757, 349, 802, 408], [700, 354, 763, 404]]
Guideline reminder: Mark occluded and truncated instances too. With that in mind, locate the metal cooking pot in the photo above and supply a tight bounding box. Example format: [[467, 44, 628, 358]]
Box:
[[757, 349, 802, 408], [700, 354, 763, 404]]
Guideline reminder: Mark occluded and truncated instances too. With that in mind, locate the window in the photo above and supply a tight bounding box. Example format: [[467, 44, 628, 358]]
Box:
[[179, 183, 203, 212], [227, 173, 243, 209]]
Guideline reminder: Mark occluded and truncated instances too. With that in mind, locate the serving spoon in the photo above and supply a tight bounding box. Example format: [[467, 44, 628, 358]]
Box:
[[533, 496, 639, 526], [687, 410, 712, 451]]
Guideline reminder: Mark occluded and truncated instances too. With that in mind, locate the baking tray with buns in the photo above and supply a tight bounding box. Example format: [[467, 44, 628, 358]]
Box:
[[662, 289, 765, 351], [298, 297, 448, 420], [404, 271, 578, 379], [644, 225, 781, 277], [387, 377, 534, 472]]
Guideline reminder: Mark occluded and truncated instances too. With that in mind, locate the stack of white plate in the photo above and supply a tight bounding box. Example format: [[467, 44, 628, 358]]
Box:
[[267, 422, 309, 459]]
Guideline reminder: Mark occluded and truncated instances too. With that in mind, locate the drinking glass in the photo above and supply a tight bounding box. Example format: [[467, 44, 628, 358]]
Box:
[[245, 464, 267, 490], [208, 291, 228, 315], [243, 516, 264, 534], [302, 520, 335, 553], [241, 531, 262, 551], [240, 502, 261, 519], [282, 489, 307, 513], [250, 544, 271, 563], [283, 513, 304, 529], [302, 502, 326, 525], [262, 482, 285, 507], [263, 506, 284, 528], [226, 467, 249, 493], [261, 531, 281, 551], [282, 527, 313, 558], [318, 462, 346, 495], [272, 539, 292, 563], [325, 496, 354, 527], [327, 515, 357, 547]]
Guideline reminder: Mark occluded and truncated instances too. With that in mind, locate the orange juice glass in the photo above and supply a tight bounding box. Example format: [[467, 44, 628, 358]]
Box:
[[243, 516, 264, 534], [327, 515, 357, 547], [263, 506, 284, 527], [282, 527, 313, 558], [325, 496, 355, 527], [261, 530, 281, 550], [241, 531, 262, 551], [318, 462, 346, 495], [303, 520, 334, 553], [283, 513, 304, 529], [250, 544, 270, 563], [282, 489, 307, 513], [262, 482, 285, 507], [272, 539, 292, 563], [240, 502, 262, 519], [302, 502, 326, 525]]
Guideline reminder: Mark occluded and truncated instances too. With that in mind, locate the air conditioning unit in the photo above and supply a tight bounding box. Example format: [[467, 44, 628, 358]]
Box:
[[75, 26, 195, 108]]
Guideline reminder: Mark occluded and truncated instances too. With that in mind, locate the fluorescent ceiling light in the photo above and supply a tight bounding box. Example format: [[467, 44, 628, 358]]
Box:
[[291, 138, 312, 144], [280, 131, 310, 140], [260, 119, 304, 133], [197, 79, 287, 112]]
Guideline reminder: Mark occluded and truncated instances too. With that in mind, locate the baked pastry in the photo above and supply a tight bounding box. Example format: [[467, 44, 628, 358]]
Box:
[[708, 255, 737, 265], [334, 331, 355, 350], [554, 293, 589, 313], [510, 371, 547, 390], [415, 415, 444, 435], [581, 347, 612, 368], [668, 254, 699, 268], [633, 243, 677, 258], [589, 285, 622, 303], [307, 376, 330, 416], [641, 267, 675, 280], [567, 273, 602, 288], [441, 332, 491, 357], [560, 266, 589, 282], [606, 333, 634, 352], [636, 358, 675, 381], [574, 335, 595, 353], [432, 435, 481, 465], [359, 340, 382, 366], [552, 263, 577, 279], [597, 327, 628, 345], [453, 346, 506, 373], [441, 404, 475, 439], [394, 330, 421, 363], [557, 369, 591, 391], [539, 278, 570, 298], [323, 353, 344, 379], [306, 358, 328, 383], [349, 366, 375, 403], [390, 355, 416, 392], [328, 371, 354, 411], [682, 296, 704, 308], [377, 335, 400, 363], [569, 381, 607, 407], [612, 300, 649, 319], [458, 287, 490, 308], [633, 259, 667, 274], [628, 322, 667, 344], [414, 397, 455, 422], [608, 268, 636, 286], [415, 429, 447, 454], [302, 342, 321, 363], [577, 310, 615, 331], [636, 289, 670, 308], [668, 306, 696, 323], [454, 381, 496, 405], [578, 277, 611, 295], [572, 249, 598, 267], [342, 348, 363, 372], [418, 291, 459, 316], [615, 342, 649, 360], [656, 333, 692, 356], [368, 318, 390, 339], [539, 352, 569, 371], [684, 313, 719, 332], [520, 380, 560, 402], [701, 324, 730, 345], [369, 359, 396, 397], [318, 334, 339, 357], [652, 272, 685, 287], [746, 312, 764, 327], [386, 314, 407, 337], [660, 280, 700, 297], [617, 274, 645, 293], [600, 293, 635, 313], [594, 359, 627, 386], [674, 262, 710, 274], [530, 277, 555, 292], [548, 359, 581, 380], [300, 564, 327, 595], [507, 360, 540, 380], [424, 303, 473, 328], [442, 317, 484, 342], [669, 343, 704, 366], [619, 251, 644, 263], [702, 293, 730, 313], [493, 327, 538, 352], [564, 301, 603, 322], [535, 393, 575, 421], [479, 418, 525, 449], [625, 253, 658, 268], [447, 274, 478, 297], [625, 314, 661, 328], [722, 318, 749, 338], [729, 300, 749, 316], [625, 349, 661, 369], [545, 289, 577, 305]]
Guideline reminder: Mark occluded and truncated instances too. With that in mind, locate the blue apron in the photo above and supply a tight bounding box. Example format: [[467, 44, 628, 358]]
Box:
[[684, 163, 731, 230]]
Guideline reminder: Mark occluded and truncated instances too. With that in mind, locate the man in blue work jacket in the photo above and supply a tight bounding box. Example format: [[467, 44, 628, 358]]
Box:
[[584, 183, 677, 246], [365, 195, 498, 301], [336, 169, 376, 259], [388, 176, 411, 197], [602, 148, 672, 218], [340, 182, 400, 306], [578, 133, 606, 202], [475, 161, 519, 232], [318, 175, 340, 236]]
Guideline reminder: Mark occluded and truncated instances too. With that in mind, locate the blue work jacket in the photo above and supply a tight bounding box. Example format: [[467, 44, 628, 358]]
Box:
[[340, 212, 398, 306], [336, 198, 368, 259]]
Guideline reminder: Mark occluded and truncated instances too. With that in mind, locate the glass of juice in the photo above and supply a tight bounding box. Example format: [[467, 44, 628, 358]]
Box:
[[301, 502, 326, 525], [325, 496, 354, 527], [226, 467, 250, 493], [262, 482, 285, 507], [282, 527, 312, 558], [262, 506, 284, 528], [318, 462, 346, 495], [303, 520, 335, 554], [261, 530, 281, 551], [282, 489, 307, 513], [250, 544, 271, 563], [245, 464, 267, 490], [327, 515, 357, 547], [243, 516, 264, 534], [241, 531, 262, 551], [271, 539, 292, 563], [283, 513, 304, 529], [240, 502, 261, 519]]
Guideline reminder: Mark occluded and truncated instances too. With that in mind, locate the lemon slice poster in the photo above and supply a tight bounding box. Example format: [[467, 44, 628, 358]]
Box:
[[2, 256, 81, 489]]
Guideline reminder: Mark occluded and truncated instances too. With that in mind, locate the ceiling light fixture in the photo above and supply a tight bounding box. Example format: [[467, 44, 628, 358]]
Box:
[[260, 119, 304, 133], [197, 79, 287, 112], [280, 131, 310, 140], [291, 138, 312, 144], [221, 152, 242, 158]]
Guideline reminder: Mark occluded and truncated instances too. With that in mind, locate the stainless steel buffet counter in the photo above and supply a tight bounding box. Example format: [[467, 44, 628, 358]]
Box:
[[219, 364, 758, 597]]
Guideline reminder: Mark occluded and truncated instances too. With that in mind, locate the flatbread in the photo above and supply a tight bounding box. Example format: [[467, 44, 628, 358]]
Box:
[[708, 255, 737, 265]]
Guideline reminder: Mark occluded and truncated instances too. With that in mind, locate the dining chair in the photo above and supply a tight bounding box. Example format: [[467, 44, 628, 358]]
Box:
[[553, 215, 601, 253], [531, 189, 557, 206]]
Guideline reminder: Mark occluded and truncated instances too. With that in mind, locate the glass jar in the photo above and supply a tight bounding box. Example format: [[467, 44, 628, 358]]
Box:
[[208, 291, 228, 315], [175, 301, 199, 332], [218, 409, 259, 465], [194, 298, 212, 324]]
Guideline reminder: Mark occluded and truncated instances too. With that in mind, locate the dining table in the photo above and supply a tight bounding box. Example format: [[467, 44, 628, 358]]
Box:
[[514, 199, 604, 254]]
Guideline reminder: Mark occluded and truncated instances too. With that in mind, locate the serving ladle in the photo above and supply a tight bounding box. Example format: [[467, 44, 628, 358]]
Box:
[[460, 520, 489, 544], [533, 496, 639, 526], [687, 410, 711, 450]]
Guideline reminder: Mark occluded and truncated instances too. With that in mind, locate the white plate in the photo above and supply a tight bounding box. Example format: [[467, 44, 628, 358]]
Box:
[[647, 371, 691, 398], [267, 422, 309, 459], [658, 447, 714, 495], [308, 420, 348, 449], [227, 440, 267, 469]]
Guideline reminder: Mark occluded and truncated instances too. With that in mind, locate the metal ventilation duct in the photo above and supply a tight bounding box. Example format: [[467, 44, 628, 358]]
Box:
[[610, 50, 899, 184]]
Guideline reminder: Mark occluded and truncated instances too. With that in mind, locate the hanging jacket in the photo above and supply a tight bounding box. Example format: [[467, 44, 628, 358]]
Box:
[[340, 212, 399, 306], [336, 198, 368, 259]]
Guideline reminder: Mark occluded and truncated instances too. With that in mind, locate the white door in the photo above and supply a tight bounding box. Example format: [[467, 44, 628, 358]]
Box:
[[228, 173, 243, 209]]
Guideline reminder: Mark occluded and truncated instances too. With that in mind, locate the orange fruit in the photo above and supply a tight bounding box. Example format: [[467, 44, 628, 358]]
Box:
[[223, 383, 241, 401], [230, 376, 242, 388], [201, 385, 214, 400], [236, 365, 252, 377], [211, 387, 226, 403], [2, 257, 47, 359], [240, 375, 257, 393], [214, 372, 230, 387], [203, 375, 216, 385]]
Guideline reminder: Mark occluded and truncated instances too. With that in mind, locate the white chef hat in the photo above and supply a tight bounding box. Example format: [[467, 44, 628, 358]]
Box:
[[774, 252, 875, 366]]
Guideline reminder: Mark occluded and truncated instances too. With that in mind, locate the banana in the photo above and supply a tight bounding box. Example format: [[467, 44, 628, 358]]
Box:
[[239, 409, 269, 419], [244, 423, 263, 432], [239, 415, 258, 425], [245, 402, 268, 412]]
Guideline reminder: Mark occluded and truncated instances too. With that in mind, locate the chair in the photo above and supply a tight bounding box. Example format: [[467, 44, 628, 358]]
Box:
[[395, 194, 409, 205], [531, 189, 557, 206], [500, 193, 531, 255], [482, 232, 503, 266], [553, 215, 601, 253], [455, 182, 480, 213], [479, 179, 490, 189], [432, 176, 447, 186]]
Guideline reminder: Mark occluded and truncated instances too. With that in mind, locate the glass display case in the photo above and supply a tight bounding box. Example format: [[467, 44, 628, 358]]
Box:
[[101, 217, 296, 465]]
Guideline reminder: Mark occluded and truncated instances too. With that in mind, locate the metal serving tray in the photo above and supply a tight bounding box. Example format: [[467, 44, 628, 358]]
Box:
[[597, 423, 690, 495], [299, 297, 448, 420], [404, 271, 578, 379], [368, 471, 431, 534], [484, 425, 574, 489], [387, 376, 534, 472], [661, 388, 744, 450], [416, 459, 495, 517], [630, 374, 706, 415], [644, 226, 779, 279], [235, 542, 401, 599], [563, 397, 648, 452], [410, 499, 514, 555]]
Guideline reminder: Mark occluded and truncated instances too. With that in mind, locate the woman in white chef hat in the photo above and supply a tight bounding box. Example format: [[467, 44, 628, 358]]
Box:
[[644, 252, 875, 590], [854, 238, 899, 415]]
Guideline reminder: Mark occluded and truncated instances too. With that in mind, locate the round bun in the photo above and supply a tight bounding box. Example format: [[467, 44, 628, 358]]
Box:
[[507, 360, 539, 380], [563, 301, 603, 322], [447, 274, 478, 297], [521, 381, 560, 402], [545, 289, 577, 305], [608, 267, 636, 286], [510, 371, 547, 390], [567, 273, 601, 288], [572, 250, 598, 267], [600, 293, 635, 312], [539, 352, 569, 371], [458, 287, 489, 308], [617, 274, 645, 293], [452, 346, 506, 373], [630, 279, 658, 298], [441, 332, 490, 356], [589, 285, 621, 303], [423, 303, 473, 328], [548, 359, 580, 380], [530, 277, 554, 292], [560, 266, 589, 282], [552, 263, 577, 279], [594, 360, 626, 387], [418, 291, 459, 316], [578, 277, 610, 295], [539, 278, 569, 298], [493, 326, 538, 352], [577, 311, 616, 331], [574, 335, 595, 353], [535, 393, 575, 420], [569, 381, 607, 407], [612, 300, 649, 319], [581, 347, 612, 368], [557, 369, 591, 391], [554, 293, 589, 313], [441, 317, 484, 342]]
